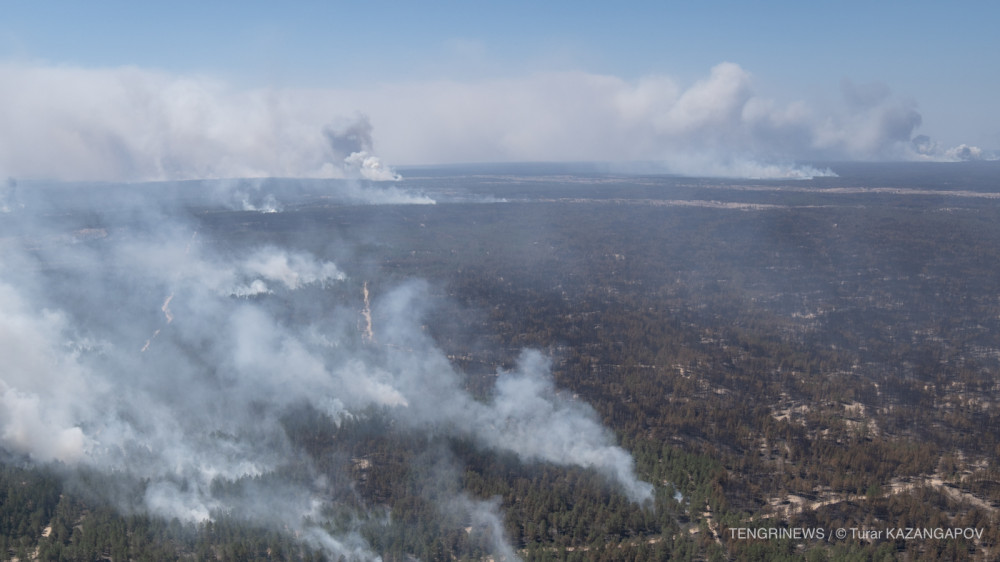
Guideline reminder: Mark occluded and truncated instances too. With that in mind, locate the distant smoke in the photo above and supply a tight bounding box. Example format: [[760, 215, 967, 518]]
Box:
[[910, 135, 993, 162], [342, 151, 402, 181], [945, 144, 985, 161], [0, 185, 650, 558], [323, 115, 402, 181], [0, 60, 989, 182]]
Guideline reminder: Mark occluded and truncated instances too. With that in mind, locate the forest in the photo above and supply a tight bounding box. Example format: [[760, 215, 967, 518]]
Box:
[[1, 161, 999, 560]]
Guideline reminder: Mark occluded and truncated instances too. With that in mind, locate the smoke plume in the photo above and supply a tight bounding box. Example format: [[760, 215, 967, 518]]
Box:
[[323, 115, 402, 181]]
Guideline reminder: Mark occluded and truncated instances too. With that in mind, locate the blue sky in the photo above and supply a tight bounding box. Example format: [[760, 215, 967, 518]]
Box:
[[0, 1, 997, 179]]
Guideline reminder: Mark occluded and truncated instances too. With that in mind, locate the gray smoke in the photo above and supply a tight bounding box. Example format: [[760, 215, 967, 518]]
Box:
[[372, 281, 653, 503], [325, 115, 402, 181], [325, 116, 376, 158]]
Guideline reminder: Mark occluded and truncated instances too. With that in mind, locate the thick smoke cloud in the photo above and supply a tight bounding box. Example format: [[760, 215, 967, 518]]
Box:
[[0, 186, 651, 559], [0, 283, 91, 463], [0, 60, 991, 183]]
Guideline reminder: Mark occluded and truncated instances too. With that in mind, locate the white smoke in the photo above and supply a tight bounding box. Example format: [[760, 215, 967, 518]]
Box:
[[228, 279, 272, 298], [478, 351, 653, 503], [343, 151, 402, 181], [0, 239, 375, 557], [0, 187, 652, 558], [0, 283, 93, 464], [362, 64, 950, 175], [113, 241, 345, 301]]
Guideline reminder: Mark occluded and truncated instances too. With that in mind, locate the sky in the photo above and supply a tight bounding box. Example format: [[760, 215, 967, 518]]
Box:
[[1, 0, 998, 180]]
